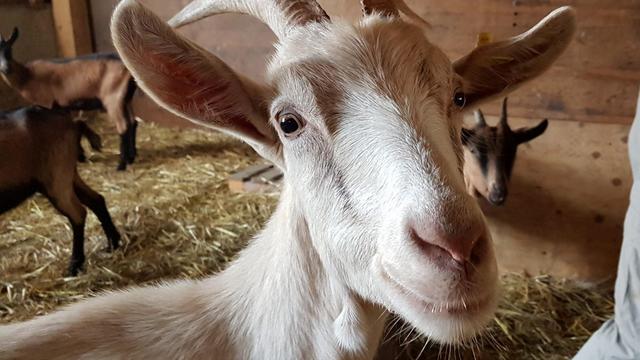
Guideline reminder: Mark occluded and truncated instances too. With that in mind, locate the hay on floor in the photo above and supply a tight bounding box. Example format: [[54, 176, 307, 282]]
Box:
[[0, 114, 613, 359]]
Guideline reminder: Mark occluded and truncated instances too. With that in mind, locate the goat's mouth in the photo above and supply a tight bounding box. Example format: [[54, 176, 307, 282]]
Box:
[[375, 259, 497, 343], [380, 263, 491, 314]]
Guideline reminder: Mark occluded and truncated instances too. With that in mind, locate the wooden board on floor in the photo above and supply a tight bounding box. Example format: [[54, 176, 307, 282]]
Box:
[[228, 163, 282, 193]]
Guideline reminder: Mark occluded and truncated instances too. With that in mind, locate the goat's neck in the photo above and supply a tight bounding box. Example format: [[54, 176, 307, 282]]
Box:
[[212, 184, 387, 359], [0, 59, 30, 89]]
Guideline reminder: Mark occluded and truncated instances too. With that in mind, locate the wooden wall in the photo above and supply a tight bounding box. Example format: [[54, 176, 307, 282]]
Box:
[[87, 1, 638, 283], [91, 0, 640, 124]]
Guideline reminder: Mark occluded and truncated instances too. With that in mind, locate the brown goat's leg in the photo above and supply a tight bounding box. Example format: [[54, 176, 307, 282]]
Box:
[[73, 175, 121, 251], [106, 103, 130, 171], [117, 132, 129, 171], [77, 141, 87, 162], [124, 104, 137, 165], [126, 119, 138, 165], [44, 185, 88, 276]]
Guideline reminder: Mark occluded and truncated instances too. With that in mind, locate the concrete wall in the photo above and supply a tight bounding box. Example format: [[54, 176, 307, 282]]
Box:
[[89, 1, 637, 283], [0, 3, 58, 109]]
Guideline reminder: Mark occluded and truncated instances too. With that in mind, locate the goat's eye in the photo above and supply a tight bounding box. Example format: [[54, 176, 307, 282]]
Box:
[[278, 113, 304, 136], [453, 91, 466, 108]]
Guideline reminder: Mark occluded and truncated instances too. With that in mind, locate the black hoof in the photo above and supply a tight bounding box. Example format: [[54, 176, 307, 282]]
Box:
[[117, 162, 127, 171], [66, 261, 84, 277], [103, 239, 120, 253]]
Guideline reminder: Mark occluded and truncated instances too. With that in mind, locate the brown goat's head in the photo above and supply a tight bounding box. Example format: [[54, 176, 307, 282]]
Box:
[[462, 98, 548, 206], [0, 27, 19, 74]]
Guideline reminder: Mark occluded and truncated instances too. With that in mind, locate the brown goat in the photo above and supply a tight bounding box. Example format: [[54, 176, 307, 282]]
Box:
[[462, 98, 548, 206], [0, 28, 138, 171], [0, 106, 121, 276]]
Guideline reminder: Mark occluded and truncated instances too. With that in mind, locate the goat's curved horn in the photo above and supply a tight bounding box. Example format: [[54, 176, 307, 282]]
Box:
[[169, 0, 329, 39], [500, 97, 508, 126], [4, 27, 19, 45]]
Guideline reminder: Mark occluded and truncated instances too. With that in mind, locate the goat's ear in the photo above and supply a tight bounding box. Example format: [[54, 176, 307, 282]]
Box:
[[111, 0, 279, 160], [454, 7, 576, 108], [7, 27, 19, 45], [514, 119, 548, 144], [461, 128, 474, 146]]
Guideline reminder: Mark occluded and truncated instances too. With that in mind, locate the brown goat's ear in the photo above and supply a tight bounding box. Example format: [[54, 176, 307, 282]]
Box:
[[111, 0, 279, 160], [454, 7, 576, 108], [514, 119, 548, 144]]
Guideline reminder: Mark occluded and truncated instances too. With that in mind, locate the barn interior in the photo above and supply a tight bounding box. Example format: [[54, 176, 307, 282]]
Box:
[[0, 1, 637, 359]]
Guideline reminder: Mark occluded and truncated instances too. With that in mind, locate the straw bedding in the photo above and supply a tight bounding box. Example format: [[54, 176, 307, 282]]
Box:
[[0, 115, 613, 359]]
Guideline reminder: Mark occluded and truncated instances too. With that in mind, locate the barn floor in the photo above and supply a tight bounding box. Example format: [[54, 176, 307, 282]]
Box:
[[0, 115, 613, 359]]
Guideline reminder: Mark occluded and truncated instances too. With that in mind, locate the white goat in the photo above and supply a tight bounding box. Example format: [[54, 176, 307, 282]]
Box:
[[0, 0, 575, 359]]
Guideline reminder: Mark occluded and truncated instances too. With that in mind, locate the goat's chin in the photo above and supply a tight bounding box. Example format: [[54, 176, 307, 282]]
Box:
[[374, 260, 499, 344], [392, 291, 498, 344]]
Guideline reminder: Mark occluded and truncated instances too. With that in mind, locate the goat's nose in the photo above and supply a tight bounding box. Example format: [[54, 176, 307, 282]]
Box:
[[410, 220, 486, 267], [489, 186, 507, 206]]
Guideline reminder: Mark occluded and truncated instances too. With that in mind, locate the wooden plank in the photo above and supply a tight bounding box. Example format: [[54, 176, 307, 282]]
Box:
[[52, 0, 92, 57], [228, 164, 283, 193], [257, 168, 283, 184], [228, 163, 273, 192]]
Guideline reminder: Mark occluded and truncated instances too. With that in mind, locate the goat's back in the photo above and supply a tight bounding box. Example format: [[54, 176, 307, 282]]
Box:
[[25, 57, 131, 109]]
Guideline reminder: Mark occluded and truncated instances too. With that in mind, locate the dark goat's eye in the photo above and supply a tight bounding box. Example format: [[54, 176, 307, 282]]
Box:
[[278, 113, 304, 136], [453, 91, 466, 108]]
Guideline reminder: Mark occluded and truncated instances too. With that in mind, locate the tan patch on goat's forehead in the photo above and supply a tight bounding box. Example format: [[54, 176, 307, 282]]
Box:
[[275, 0, 329, 25], [270, 18, 454, 126]]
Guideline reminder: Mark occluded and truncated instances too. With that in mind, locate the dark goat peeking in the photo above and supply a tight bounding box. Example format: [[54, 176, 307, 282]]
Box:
[[0, 106, 121, 276], [462, 98, 548, 206], [0, 27, 138, 171]]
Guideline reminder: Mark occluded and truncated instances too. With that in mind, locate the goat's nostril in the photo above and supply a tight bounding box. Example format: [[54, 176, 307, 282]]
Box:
[[411, 231, 461, 265], [489, 191, 506, 205], [410, 223, 486, 267]]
